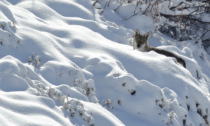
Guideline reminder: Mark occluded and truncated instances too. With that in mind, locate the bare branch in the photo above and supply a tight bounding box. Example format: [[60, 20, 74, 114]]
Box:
[[160, 13, 210, 24], [143, 2, 151, 15], [122, 11, 141, 21], [100, 0, 109, 14], [114, 0, 125, 12], [92, 0, 99, 6], [169, 2, 184, 11], [134, 0, 140, 14]]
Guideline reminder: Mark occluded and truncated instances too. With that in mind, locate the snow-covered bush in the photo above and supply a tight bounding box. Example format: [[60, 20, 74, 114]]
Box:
[[92, 0, 210, 53], [39, 61, 98, 103], [28, 53, 41, 68], [35, 83, 95, 126]]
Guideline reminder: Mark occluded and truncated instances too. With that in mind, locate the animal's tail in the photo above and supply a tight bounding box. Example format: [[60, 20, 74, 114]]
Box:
[[150, 47, 186, 68]]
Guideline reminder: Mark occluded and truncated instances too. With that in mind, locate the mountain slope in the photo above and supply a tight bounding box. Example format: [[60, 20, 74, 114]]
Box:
[[0, 0, 210, 126]]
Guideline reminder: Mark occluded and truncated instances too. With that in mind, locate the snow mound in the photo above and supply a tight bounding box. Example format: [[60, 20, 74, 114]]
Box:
[[0, 0, 210, 126], [0, 54, 124, 126], [0, 20, 21, 47]]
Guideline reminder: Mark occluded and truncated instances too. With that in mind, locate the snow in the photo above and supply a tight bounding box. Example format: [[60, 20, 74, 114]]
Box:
[[0, 0, 210, 126]]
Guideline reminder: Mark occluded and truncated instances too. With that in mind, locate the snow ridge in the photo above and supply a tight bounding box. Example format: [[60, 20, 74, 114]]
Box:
[[0, 0, 209, 126]]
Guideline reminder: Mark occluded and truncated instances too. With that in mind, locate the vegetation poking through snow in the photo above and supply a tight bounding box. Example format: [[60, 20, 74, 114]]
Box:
[[0, 20, 21, 47], [0, 0, 209, 126], [28, 53, 41, 68], [92, 0, 210, 52], [36, 83, 95, 126]]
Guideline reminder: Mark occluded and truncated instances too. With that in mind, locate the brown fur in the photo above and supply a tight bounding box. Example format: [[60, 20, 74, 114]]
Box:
[[133, 29, 186, 68]]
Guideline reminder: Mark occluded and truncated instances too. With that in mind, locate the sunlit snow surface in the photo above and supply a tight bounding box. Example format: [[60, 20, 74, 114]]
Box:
[[0, 0, 210, 126]]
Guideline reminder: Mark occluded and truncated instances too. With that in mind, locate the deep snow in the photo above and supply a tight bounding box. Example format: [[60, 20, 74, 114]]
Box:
[[0, 0, 210, 126]]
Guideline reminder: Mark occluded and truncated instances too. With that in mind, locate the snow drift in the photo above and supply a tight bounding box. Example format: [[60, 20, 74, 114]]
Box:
[[0, 0, 210, 126]]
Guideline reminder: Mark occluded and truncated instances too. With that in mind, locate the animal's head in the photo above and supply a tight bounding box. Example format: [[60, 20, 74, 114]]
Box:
[[134, 29, 150, 49]]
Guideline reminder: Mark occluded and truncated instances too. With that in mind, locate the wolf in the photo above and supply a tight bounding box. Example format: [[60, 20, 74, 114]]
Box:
[[133, 29, 186, 68]]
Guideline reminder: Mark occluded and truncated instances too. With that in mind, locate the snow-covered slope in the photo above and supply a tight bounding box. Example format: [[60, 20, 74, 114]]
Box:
[[0, 0, 210, 126]]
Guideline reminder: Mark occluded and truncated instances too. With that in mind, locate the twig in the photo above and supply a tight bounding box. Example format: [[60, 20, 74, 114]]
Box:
[[100, 0, 109, 14], [189, 8, 199, 15], [107, 0, 110, 6], [114, 0, 124, 12], [143, 2, 151, 15], [169, 2, 184, 11], [122, 11, 141, 21], [201, 30, 210, 41], [160, 13, 210, 23], [92, 0, 99, 6], [134, 0, 140, 14]]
